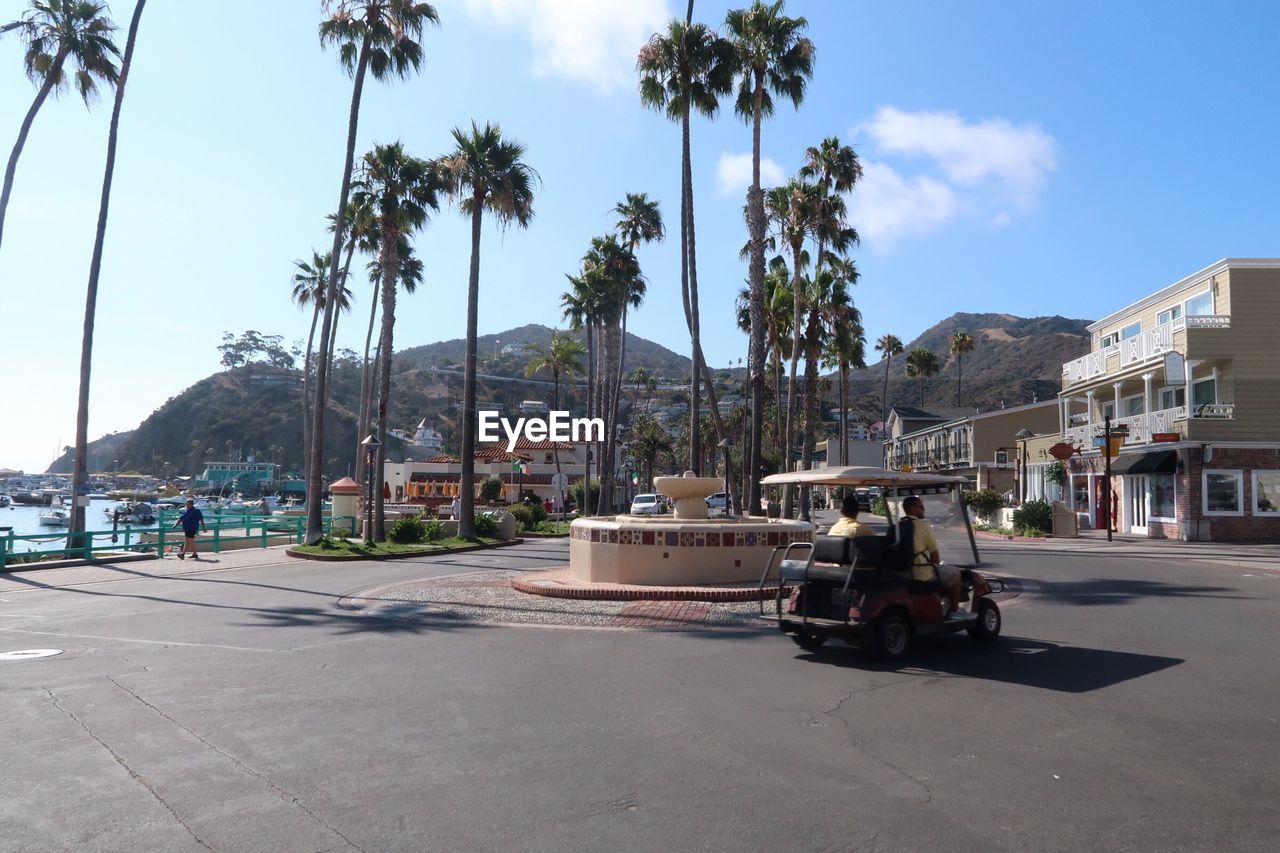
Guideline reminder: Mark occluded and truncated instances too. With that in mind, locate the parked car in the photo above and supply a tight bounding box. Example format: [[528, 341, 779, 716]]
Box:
[[706, 491, 728, 511], [630, 494, 665, 515]]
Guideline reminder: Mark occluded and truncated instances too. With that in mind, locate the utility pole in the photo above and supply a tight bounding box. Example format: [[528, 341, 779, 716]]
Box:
[[1103, 416, 1112, 542]]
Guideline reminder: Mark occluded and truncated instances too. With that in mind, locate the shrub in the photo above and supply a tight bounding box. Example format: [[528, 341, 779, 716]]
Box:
[[422, 518, 444, 542], [1012, 499, 1053, 535], [509, 502, 547, 532], [872, 497, 889, 518], [570, 479, 599, 513], [474, 512, 499, 538], [1046, 460, 1068, 488], [388, 515, 427, 544], [480, 476, 505, 503], [964, 488, 1005, 522]]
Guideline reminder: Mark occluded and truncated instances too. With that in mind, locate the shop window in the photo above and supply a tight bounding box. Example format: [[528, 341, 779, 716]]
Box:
[[1202, 469, 1243, 516], [1254, 471, 1280, 515], [1148, 474, 1176, 520], [1185, 290, 1214, 316]]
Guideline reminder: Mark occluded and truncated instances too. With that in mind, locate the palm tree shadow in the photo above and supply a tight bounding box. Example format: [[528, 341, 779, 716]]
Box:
[[240, 604, 484, 637], [797, 635, 1183, 694]]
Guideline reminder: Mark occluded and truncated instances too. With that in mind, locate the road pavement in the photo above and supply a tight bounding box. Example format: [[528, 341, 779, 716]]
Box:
[[1, 535, 1277, 851]]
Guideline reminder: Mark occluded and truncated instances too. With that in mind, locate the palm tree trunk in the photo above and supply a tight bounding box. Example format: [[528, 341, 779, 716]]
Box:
[[459, 195, 484, 539], [746, 72, 767, 519], [68, 5, 143, 545], [582, 324, 594, 516], [696, 350, 742, 515], [307, 33, 371, 545], [956, 353, 963, 407], [0, 47, 68, 254], [552, 369, 564, 514], [373, 231, 399, 542], [839, 359, 848, 467], [881, 356, 892, 433], [354, 279, 379, 487], [302, 302, 320, 471], [324, 235, 356, 419], [783, 240, 804, 517], [679, 90, 700, 475]]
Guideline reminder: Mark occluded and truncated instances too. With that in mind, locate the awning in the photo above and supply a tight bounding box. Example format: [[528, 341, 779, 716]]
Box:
[[761, 466, 969, 488], [1110, 450, 1177, 475]]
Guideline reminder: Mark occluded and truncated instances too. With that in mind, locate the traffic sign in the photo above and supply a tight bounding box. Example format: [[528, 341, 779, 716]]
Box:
[[550, 472, 568, 491]]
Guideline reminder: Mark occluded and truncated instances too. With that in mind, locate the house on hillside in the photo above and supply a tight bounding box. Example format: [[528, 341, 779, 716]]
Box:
[[883, 401, 1065, 492], [1047, 258, 1280, 541]]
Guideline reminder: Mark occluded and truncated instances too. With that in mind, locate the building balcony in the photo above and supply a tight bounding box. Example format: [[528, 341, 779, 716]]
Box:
[[1063, 403, 1236, 448], [1061, 315, 1231, 388]]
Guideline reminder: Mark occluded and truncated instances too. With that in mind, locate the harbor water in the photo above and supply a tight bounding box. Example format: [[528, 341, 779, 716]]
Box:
[[0, 498, 161, 557]]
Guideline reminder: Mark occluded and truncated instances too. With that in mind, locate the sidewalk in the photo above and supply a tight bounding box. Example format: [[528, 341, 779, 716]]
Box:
[[978, 530, 1280, 573], [0, 546, 298, 594]]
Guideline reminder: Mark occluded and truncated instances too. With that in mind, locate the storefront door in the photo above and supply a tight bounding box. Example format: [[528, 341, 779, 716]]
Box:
[[1127, 475, 1148, 534]]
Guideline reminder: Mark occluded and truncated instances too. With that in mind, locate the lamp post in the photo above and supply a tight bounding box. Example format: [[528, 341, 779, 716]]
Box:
[[1014, 428, 1034, 505], [718, 437, 733, 516], [361, 434, 381, 545]]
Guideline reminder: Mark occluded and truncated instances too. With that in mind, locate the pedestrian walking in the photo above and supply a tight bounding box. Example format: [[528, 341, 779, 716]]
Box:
[[174, 499, 207, 559]]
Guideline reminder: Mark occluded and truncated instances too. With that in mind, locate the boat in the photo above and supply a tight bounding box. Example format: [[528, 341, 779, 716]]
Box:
[[38, 495, 70, 527], [0, 494, 11, 508], [103, 501, 156, 525]]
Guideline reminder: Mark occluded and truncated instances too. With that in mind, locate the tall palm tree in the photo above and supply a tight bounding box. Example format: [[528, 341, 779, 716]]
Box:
[[637, 11, 733, 475], [950, 329, 975, 407], [814, 258, 862, 466], [292, 250, 340, 467], [66, 0, 136, 545], [350, 141, 441, 539], [905, 347, 940, 407], [560, 274, 599, 514], [724, 0, 812, 514], [307, 0, 438, 545], [875, 333, 904, 433], [525, 332, 586, 510], [440, 121, 537, 538], [611, 193, 663, 459], [1, 0, 120, 254]]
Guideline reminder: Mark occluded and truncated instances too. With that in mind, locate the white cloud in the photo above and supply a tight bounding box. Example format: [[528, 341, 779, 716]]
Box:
[[861, 106, 1058, 208], [849, 161, 956, 251], [715, 152, 786, 197], [454, 0, 671, 94]]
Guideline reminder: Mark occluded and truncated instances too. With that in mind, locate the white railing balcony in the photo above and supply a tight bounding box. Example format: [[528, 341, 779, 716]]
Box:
[[1191, 403, 1235, 419], [1062, 314, 1231, 387]]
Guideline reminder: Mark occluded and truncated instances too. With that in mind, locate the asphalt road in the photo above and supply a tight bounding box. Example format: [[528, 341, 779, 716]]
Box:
[[1, 536, 1277, 852]]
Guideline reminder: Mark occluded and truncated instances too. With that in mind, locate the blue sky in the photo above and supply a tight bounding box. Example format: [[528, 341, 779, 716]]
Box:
[[2, 0, 1278, 473]]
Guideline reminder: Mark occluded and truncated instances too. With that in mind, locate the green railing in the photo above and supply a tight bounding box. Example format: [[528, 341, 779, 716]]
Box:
[[0, 513, 356, 571]]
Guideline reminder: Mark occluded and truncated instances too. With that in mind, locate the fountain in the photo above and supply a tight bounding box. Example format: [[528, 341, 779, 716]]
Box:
[[567, 471, 812, 585]]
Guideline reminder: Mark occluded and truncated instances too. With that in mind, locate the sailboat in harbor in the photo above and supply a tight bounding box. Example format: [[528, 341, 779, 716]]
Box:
[[38, 494, 70, 527]]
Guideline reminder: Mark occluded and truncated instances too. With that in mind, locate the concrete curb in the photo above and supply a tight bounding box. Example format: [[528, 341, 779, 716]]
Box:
[[285, 538, 525, 562], [512, 568, 779, 602], [974, 530, 1050, 543]]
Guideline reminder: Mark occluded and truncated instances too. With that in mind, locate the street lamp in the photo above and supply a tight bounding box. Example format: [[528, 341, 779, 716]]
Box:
[[361, 434, 381, 544], [718, 437, 733, 516], [1014, 428, 1035, 505]]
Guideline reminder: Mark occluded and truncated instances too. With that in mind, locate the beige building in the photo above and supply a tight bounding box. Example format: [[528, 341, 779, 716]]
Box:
[[882, 401, 1064, 492], [1054, 258, 1280, 541]]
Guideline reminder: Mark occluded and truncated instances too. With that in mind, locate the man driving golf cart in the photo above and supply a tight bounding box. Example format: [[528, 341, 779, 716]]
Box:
[[901, 495, 973, 621]]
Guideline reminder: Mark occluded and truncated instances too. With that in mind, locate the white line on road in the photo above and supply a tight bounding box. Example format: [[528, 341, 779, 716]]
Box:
[[0, 627, 284, 653]]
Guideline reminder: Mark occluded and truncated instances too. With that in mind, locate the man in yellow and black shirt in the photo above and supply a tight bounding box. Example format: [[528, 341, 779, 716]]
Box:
[[902, 495, 972, 620]]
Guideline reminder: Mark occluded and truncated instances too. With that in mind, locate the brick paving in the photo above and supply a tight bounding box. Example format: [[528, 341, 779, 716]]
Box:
[[512, 568, 778, 602], [610, 600, 712, 628]]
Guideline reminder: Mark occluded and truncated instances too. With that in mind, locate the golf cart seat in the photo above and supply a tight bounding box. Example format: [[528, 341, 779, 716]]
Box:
[[808, 535, 909, 587]]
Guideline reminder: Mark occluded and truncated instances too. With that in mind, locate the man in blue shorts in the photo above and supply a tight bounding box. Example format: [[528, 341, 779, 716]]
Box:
[[174, 499, 207, 559]]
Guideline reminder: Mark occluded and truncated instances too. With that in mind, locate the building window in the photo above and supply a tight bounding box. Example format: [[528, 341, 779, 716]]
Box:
[[1121, 321, 1141, 340], [1100, 332, 1119, 348], [1122, 394, 1145, 417], [1202, 469, 1244, 516], [1148, 474, 1176, 520], [1158, 387, 1185, 410], [1100, 401, 1116, 422], [1254, 472, 1280, 515], [1157, 304, 1183, 326], [1185, 290, 1214, 316], [1192, 378, 1217, 409]]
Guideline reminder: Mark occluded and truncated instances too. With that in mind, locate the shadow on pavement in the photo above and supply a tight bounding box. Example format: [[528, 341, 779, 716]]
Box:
[[798, 635, 1183, 693], [1035, 577, 1246, 605], [239, 604, 487, 637]]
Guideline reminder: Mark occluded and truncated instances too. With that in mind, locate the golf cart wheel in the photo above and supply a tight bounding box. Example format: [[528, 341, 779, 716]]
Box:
[[873, 612, 912, 659], [790, 631, 826, 652], [967, 599, 1001, 642]]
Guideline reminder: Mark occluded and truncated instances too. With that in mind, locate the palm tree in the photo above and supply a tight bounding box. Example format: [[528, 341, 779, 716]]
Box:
[[610, 193, 663, 464], [561, 274, 599, 514], [950, 329, 975, 407], [65, 0, 137, 545], [1, 0, 120, 254], [307, 0, 438, 545], [525, 332, 586, 510], [724, 0, 813, 514], [350, 141, 441, 539], [815, 259, 863, 468], [439, 121, 537, 539], [905, 347, 940, 407], [875, 333, 904, 433], [292, 250, 334, 466], [637, 12, 733, 475]]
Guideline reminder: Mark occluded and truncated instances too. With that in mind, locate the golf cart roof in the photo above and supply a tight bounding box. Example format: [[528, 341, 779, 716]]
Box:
[[761, 466, 969, 488]]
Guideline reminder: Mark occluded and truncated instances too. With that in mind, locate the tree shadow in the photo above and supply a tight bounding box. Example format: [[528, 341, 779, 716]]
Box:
[[796, 635, 1183, 693], [1033, 577, 1247, 606], [238, 603, 486, 637]]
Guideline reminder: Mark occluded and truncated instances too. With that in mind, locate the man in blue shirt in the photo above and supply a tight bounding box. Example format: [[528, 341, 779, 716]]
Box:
[[174, 499, 206, 560]]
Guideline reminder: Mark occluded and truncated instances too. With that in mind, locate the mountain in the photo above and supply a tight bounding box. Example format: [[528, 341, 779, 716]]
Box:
[[842, 313, 1092, 417]]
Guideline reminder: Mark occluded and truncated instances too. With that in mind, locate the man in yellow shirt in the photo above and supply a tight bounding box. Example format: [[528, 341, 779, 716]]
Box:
[[902, 495, 971, 620], [828, 493, 876, 538]]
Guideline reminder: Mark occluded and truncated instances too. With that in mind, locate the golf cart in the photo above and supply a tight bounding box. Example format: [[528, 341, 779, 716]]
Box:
[[757, 466, 1004, 659]]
